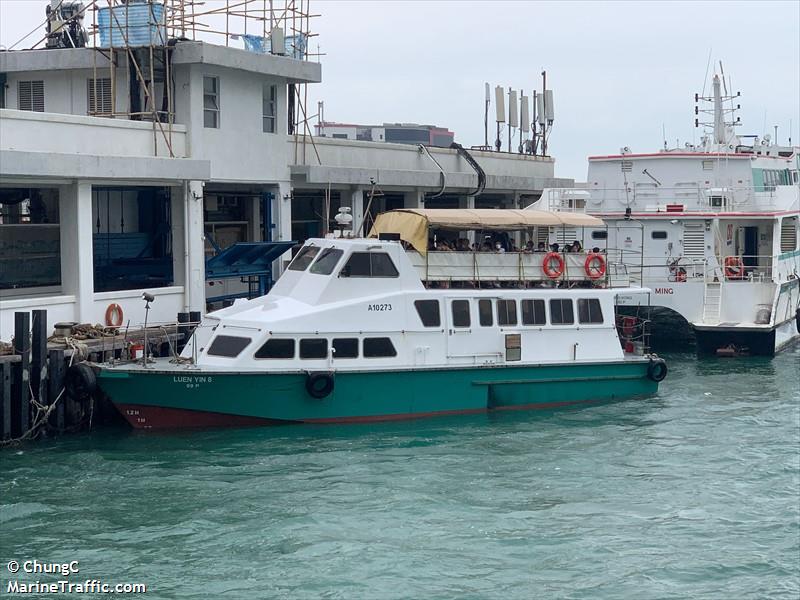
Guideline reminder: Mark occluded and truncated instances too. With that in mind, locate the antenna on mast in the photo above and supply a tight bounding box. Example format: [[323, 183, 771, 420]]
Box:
[[484, 82, 490, 149]]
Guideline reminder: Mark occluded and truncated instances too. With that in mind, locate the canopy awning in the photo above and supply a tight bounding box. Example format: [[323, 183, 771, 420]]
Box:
[[368, 208, 604, 255]]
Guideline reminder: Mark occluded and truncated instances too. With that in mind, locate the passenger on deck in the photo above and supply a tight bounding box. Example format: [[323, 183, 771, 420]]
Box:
[[550, 243, 560, 253], [592, 246, 601, 253], [524, 241, 535, 253], [495, 242, 506, 253], [571, 241, 583, 253], [457, 238, 471, 252], [536, 242, 547, 252]]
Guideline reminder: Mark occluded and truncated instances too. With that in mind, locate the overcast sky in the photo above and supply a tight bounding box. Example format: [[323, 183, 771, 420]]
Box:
[[2, 0, 798, 180]]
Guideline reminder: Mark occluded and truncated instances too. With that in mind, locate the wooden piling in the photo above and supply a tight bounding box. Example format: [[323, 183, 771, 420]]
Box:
[[1, 362, 11, 441], [31, 310, 48, 411], [48, 349, 65, 432], [12, 312, 31, 437]]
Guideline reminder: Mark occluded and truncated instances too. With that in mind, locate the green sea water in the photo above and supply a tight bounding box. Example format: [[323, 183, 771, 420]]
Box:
[[2, 349, 799, 599]]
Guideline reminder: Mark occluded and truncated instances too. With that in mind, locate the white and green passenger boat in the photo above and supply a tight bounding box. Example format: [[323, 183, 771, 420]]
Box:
[[96, 209, 667, 429]]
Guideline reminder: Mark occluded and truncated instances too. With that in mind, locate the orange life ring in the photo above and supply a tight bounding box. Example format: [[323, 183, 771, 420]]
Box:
[[542, 252, 565, 279], [723, 256, 744, 280], [105, 303, 124, 327], [584, 252, 606, 280]]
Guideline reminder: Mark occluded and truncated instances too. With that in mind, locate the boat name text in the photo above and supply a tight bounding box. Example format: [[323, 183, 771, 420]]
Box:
[[655, 288, 674, 294], [173, 376, 214, 383]]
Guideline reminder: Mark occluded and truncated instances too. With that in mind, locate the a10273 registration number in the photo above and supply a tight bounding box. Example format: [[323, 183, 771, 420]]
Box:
[[367, 303, 392, 312]]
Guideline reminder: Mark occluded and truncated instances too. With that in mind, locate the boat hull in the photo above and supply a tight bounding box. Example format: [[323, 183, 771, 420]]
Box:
[[98, 361, 659, 429]]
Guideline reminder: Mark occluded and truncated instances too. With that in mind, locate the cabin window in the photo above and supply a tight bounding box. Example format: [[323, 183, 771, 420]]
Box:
[[414, 300, 441, 327], [591, 230, 608, 240], [254, 338, 295, 359], [702, 160, 714, 170], [207, 335, 251, 357], [780, 217, 797, 252], [577, 298, 604, 324], [363, 337, 397, 358], [497, 300, 517, 326], [287, 246, 320, 271], [451, 300, 471, 327], [521, 299, 546, 326], [651, 231, 668, 240], [309, 247, 344, 275], [478, 299, 493, 326], [203, 76, 219, 128], [340, 252, 399, 278], [332, 338, 359, 359], [300, 338, 328, 359], [549, 299, 574, 325]]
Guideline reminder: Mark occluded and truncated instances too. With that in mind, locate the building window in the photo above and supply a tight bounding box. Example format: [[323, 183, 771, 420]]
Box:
[[521, 299, 546, 326], [300, 338, 328, 359], [92, 187, 174, 292], [18, 80, 44, 112], [87, 77, 112, 114], [255, 338, 295, 359], [363, 337, 396, 358], [207, 335, 251, 357], [549, 299, 574, 325], [262, 83, 277, 133], [309, 247, 344, 275], [0, 187, 61, 292], [340, 252, 399, 277], [332, 133, 348, 139], [451, 300, 471, 327], [332, 338, 358, 359], [414, 300, 441, 327], [577, 299, 604, 324], [203, 76, 219, 128], [478, 299, 493, 326], [651, 231, 668, 240]]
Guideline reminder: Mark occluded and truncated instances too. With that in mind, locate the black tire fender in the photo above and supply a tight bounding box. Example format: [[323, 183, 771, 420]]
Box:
[[647, 358, 668, 383], [65, 363, 97, 400], [305, 372, 334, 399]]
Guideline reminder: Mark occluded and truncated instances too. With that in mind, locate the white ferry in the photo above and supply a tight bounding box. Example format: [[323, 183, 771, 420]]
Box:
[[534, 73, 800, 355], [93, 210, 666, 429]]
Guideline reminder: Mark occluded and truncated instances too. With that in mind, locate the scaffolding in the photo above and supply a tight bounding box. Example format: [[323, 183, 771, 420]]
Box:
[[12, 1, 319, 158]]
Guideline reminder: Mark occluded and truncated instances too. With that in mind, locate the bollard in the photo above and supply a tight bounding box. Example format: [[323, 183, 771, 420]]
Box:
[[1, 362, 11, 440], [12, 312, 31, 437], [48, 349, 66, 432]]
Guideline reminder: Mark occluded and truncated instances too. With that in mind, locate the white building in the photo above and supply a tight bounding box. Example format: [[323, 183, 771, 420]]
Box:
[[0, 15, 570, 340]]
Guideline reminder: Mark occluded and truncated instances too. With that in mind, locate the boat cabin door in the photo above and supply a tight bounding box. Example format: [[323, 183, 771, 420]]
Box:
[[445, 297, 500, 366], [742, 226, 759, 270]]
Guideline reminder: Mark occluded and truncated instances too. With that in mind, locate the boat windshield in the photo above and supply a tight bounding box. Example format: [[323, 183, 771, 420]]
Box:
[[287, 245, 320, 271], [309, 247, 344, 275]]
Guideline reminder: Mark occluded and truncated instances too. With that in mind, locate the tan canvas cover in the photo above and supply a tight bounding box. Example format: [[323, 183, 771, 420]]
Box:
[[368, 208, 604, 255]]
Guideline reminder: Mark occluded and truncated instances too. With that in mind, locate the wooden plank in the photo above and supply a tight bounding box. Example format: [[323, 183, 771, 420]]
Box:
[[31, 310, 48, 411], [0, 363, 11, 440], [48, 349, 65, 432], [11, 312, 31, 437]]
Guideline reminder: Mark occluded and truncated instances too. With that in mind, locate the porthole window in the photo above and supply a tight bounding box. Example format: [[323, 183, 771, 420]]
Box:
[[521, 299, 546, 326], [207, 335, 251, 357], [300, 338, 328, 359], [577, 298, 604, 324], [363, 337, 397, 358], [414, 300, 441, 327], [254, 338, 295, 359], [451, 300, 471, 327], [549, 299, 574, 325]]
